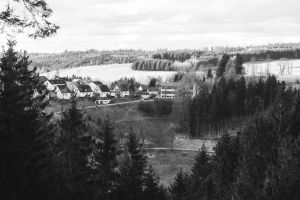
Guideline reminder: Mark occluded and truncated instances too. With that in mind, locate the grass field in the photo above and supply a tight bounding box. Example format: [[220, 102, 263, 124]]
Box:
[[244, 59, 300, 82], [48, 98, 216, 186], [146, 149, 197, 186], [41, 63, 177, 84]]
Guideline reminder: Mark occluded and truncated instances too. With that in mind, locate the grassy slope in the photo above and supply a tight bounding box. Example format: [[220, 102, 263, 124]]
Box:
[[49, 101, 211, 185]]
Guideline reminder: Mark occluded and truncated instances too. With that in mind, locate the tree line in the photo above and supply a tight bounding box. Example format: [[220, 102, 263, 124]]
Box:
[[189, 53, 288, 137], [30, 49, 152, 72], [152, 51, 192, 62]]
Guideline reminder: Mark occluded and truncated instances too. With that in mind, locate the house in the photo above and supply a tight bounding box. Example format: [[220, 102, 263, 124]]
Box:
[[141, 92, 151, 100], [147, 87, 159, 97], [160, 83, 178, 98], [76, 84, 93, 97], [89, 81, 111, 97], [110, 85, 120, 97], [44, 79, 65, 91], [119, 85, 130, 98], [55, 84, 72, 99], [66, 81, 79, 93]]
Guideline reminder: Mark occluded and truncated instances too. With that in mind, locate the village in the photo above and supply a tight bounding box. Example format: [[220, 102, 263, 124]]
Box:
[[41, 76, 199, 105]]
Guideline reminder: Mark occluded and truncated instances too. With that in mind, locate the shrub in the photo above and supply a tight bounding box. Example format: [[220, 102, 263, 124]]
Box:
[[138, 99, 173, 116]]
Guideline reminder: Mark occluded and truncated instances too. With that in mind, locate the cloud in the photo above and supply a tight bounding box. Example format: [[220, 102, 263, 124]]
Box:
[[2, 0, 300, 52]]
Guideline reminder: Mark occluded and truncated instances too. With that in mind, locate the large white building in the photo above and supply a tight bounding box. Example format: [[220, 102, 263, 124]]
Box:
[[160, 83, 177, 98]]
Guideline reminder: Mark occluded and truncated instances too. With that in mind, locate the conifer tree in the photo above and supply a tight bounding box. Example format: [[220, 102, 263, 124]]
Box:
[[58, 96, 93, 200], [93, 118, 119, 200], [207, 68, 213, 79], [216, 54, 230, 78], [142, 166, 167, 200], [169, 169, 189, 200], [189, 145, 215, 200], [117, 131, 147, 200], [0, 41, 57, 200], [234, 54, 244, 75]]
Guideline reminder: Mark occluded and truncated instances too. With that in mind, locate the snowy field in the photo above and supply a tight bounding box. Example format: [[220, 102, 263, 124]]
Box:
[[243, 59, 300, 82], [41, 63, 177, 84], [41, 59, 300, 85]]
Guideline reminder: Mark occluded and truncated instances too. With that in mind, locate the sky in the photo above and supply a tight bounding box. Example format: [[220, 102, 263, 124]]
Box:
[[1, 0, 300, 53]]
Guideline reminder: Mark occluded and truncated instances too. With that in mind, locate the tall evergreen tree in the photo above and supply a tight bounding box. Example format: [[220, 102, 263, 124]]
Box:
[[189, 145, 216, 200], [216, 54, 230, 78], [207, 68, 213, 79], [92, 118, 119, 200], [58, 96, 93, 200], [142, 166, 167, 200], [0, 41, 57, 200], [169, 169, 189, 200], [234, 54, 244, 75], [117, 131, 147, 200]]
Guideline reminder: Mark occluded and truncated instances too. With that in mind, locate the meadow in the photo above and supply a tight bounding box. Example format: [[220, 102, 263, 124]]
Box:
[[41, 63, 177, 84]]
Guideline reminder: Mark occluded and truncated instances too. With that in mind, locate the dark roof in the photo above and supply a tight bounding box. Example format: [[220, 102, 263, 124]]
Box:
[[148, 87, 159, 92], [77, 85, 93, 92], [57, 85, 71, 93], [49, 79, 65, 85], [39, 76, 48, 84], [100, 84, 110, 92]]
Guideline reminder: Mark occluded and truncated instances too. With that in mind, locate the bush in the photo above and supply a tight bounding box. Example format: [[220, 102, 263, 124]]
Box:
[[138, 99, 173, 116]]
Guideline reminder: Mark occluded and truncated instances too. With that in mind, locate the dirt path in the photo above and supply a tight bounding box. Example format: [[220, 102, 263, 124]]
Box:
[[54, 99, 150, 115]]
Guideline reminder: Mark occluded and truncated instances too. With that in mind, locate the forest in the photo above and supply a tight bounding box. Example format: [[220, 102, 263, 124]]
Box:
[[29, 49, 152, 72]]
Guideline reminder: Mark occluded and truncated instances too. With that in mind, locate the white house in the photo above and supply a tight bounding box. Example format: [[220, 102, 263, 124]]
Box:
[[44, 79, 65, 91], [76, 84, 93, 97], [55, 84, 72, 99], [160, 83, 177, 98], [120, 90, 130, 98], [89, 81, 111, 97], [147, 87, 159, 97]]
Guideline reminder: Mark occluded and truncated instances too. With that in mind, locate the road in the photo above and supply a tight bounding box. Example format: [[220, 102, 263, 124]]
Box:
[[54, 99, 150, 115], [143, 147, 214, 154]]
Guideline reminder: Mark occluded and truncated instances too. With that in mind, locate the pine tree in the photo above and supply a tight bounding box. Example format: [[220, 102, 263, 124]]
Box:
[[216, 54, 230, 78], [117, 131, 147, 200], [189, 145, 215, 200], [58, 96, 93, 200], [169, 169, 189, 200], [0, 41, 57, 200], [234, 54, 244, 74], [214, 133, 240, 200], [93, 118, 119, 200], [207, 68, 213, 79], [142, 166, 167, 200]]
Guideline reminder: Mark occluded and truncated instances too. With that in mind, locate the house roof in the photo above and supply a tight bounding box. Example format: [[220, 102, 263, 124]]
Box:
[[57, 85, 71, 93], [39, 76, 48, 84], [100, 84, 110, 92], [77, 85, 93, 92], [49, 79, 65, 85], [148, 87, 159, 92]]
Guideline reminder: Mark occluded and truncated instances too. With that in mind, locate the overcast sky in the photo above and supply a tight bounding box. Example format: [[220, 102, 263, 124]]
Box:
[[2, 0, 300, 52]]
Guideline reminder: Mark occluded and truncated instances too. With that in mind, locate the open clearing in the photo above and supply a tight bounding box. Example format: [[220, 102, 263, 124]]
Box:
[[41, 63, 177, 84], [42, 59, 300, 85], [243, 59, 300, 82]]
